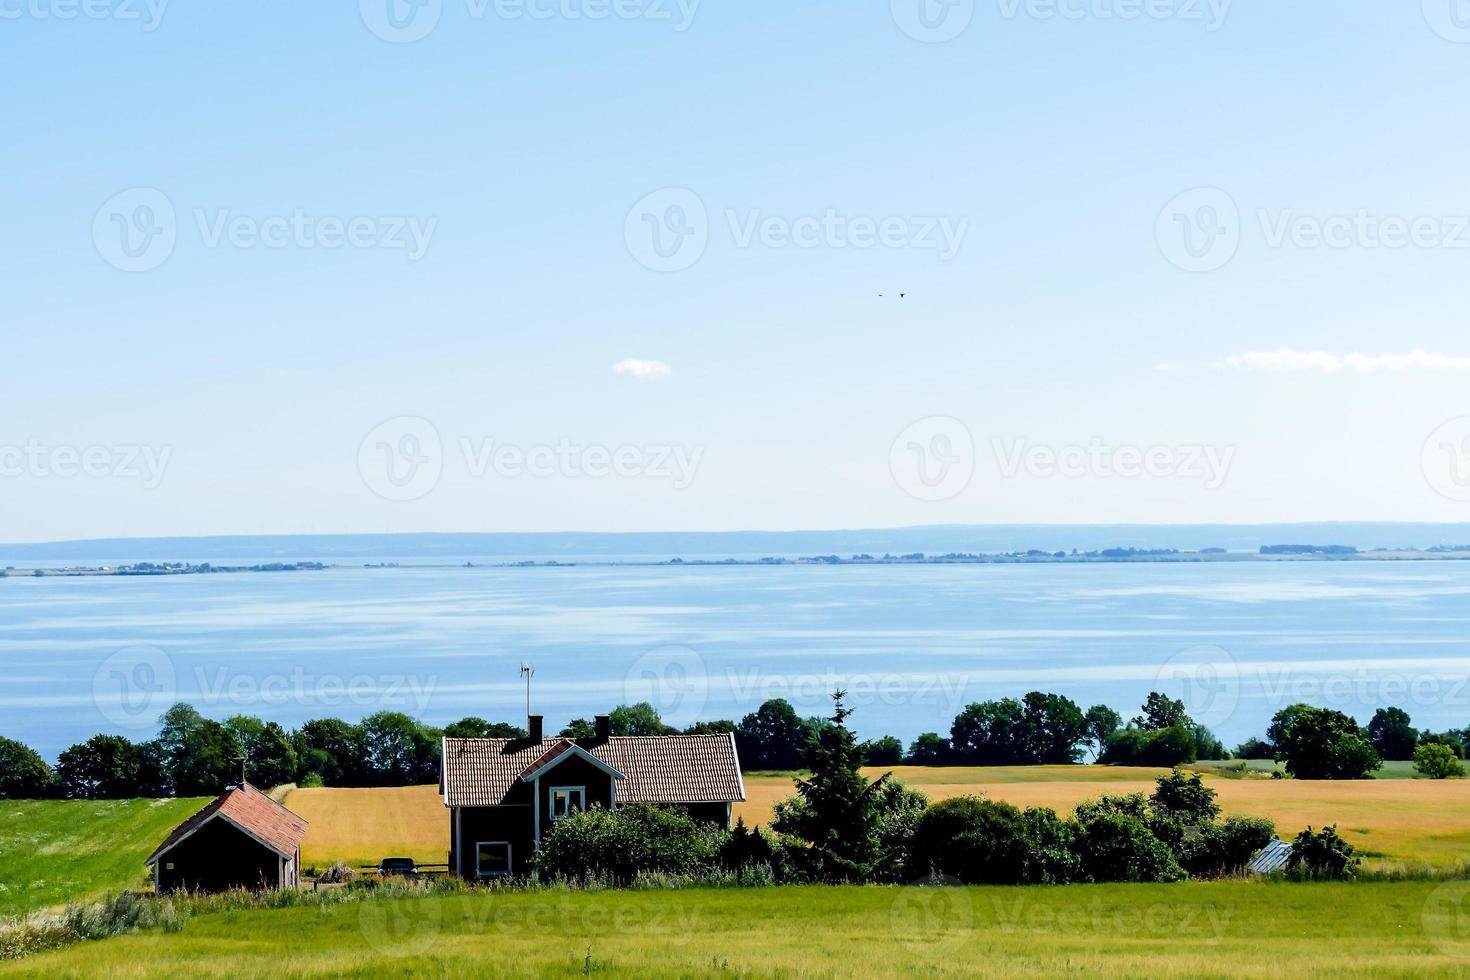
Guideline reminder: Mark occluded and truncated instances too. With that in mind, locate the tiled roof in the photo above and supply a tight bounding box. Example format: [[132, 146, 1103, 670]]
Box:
[[146, 784, 308, 865], [443, 733, 745, 808]]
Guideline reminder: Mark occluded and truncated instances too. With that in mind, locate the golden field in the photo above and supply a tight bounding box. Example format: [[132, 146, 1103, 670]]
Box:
[[282, 765, 1470, 870]]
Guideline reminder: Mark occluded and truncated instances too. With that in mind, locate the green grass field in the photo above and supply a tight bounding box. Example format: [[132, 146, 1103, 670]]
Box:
[[6, 880, 1470, 977], [0, 797, 206, 919]]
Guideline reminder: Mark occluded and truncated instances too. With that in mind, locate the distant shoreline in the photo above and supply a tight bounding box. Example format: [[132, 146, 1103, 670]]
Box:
[[8, 547, 1470, 578]]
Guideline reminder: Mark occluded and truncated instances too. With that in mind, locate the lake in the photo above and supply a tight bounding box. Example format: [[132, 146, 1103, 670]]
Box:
[[4, 559, 1470, 759]]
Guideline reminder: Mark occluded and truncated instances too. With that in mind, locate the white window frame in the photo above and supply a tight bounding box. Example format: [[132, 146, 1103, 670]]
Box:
[[475, 840, 512, 879], [549, 786, 585, 822]]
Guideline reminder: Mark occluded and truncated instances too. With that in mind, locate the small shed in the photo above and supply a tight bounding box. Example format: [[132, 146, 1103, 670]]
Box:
[[1247, 838, 1292, 875], [145, 783, 308, 893]]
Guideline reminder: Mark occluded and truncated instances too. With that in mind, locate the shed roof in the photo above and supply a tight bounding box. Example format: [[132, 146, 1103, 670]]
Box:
[[1248, 838, 1293, 875], [146, 783, 308, 865], [442, 733, 745, 808]]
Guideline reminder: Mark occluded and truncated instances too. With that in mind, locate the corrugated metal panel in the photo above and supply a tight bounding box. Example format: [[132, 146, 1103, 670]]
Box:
[[1248, 838, 1292, 874]]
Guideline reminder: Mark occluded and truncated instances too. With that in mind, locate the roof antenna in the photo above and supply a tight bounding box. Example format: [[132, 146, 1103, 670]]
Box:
[[520, 662, 534, 717]]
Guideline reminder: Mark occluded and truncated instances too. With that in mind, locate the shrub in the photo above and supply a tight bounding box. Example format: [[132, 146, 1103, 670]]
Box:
[[1413, 742, 1466, 780], [535, 803, 725, 885], [1287, 825, 1359, 880], [1021, 806, 1080, 884], [1177, 815, 1277, 878], [911, 796, 1029, 885], [1071, 808, 1184, 883]]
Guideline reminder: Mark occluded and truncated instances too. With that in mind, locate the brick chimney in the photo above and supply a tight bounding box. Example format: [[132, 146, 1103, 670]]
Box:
[[528, 714, 543, 742], [594, 714, 611, 741]]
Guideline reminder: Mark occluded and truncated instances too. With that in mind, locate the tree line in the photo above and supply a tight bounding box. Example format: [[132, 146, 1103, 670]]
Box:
[[2, 692, 1464, 801]]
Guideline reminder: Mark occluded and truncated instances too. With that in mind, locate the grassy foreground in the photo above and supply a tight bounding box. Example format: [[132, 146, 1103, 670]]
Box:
[[0, 797, 206, 918], [277, 765, 1470, 872], [5, 880, 1470, 977]]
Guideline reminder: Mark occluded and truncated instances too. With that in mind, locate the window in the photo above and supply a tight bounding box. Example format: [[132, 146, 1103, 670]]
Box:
[[550, 786, 585, 821], [476, 841, 511, 878]]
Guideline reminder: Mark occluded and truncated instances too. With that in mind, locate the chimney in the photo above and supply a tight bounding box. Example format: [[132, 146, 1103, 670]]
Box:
[[528, 714, 543, 742], [595, 714, 611, 741]]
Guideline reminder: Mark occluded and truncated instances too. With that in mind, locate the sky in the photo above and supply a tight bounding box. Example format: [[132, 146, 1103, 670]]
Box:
[[5, 1, 1470, 542]]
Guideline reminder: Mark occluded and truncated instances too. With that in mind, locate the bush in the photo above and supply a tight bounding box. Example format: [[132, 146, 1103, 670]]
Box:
[[1071, 808, 1184, 883], [1413, 742, 1466, 780], [1176, 815, 1277, 878], [911, 796, 1029, 884], [535, 803, 726, 885], [1021, 806, 1080, 884], [1287, 825, 1359, 880]]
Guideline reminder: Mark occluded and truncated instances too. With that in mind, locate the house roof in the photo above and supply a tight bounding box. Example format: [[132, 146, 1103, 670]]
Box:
[[517, 739, 626, 783], [442, 732, 745, 808], [146, 783, 308, 866]]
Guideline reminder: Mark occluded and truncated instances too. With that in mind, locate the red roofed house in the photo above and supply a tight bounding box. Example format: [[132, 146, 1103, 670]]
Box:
[[440, 714, 745, 880], [145, 783, 308, 893]]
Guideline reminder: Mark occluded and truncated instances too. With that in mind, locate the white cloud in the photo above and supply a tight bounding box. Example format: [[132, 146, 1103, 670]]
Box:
[[612, 358, 673, 382], [1223, 348, 1470, 373], [1152, 363, 1181, 373]]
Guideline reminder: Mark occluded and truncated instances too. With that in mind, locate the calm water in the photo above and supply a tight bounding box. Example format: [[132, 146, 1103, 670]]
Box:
[[4, 560, 1470, 759]]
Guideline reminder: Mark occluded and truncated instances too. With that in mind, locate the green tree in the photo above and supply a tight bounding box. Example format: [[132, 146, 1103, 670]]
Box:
[[682, 719, 737, 735], [0, 736, 53, 799], [1367, 707, 1418, 761], [559, 718, 596, 739], [771, 691, 889, 881], [949, 698, 1026, 764], [292, 719, 370, 786], [359, 712, 440, 785], [1132, 692, 1189, 731], [55, 735, 147, 799], [859, 736, 904, 766], [1271, 705, 1381, 780], [1413, 742, 1467, 779], [608, 702, 675, 736], [1084, 705, 1122, 761], [443, 717, 527, 739], [157, 705, 243, 795], [906, 732, 950, 765], [736, 699, 813, 771], [246, 721, 297, 788]]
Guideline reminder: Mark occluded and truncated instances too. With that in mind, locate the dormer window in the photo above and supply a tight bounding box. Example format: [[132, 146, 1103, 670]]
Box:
[[550, 786, 585, 821]]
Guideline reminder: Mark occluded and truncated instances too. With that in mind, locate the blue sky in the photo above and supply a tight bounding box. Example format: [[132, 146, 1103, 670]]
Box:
[[5, 1, 1470, 542]]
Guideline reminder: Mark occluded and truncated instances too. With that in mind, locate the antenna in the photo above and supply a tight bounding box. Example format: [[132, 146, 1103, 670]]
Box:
[[520, 662, 534, 717]]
